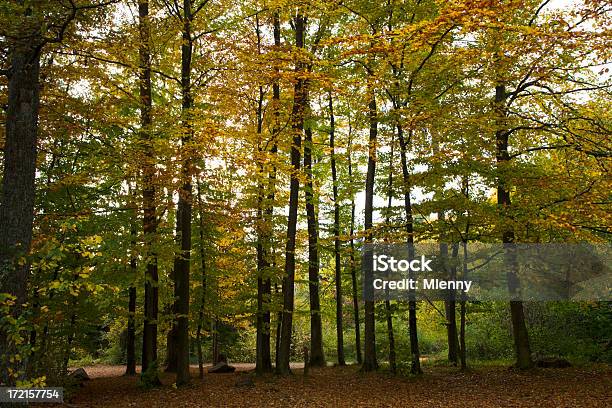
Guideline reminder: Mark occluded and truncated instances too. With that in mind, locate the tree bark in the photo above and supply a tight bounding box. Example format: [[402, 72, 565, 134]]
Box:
[[0, 4, 42, 386], [62, 306, 77, 376], [459, 176, 470, 370], [495, 84, 532, 369], [328, 92, 345, 366], [264, 10, 281, 372], [139, 0, 161, 386], [362, 82, 378, 372], [165, 211, 180, 374], [212, 318, 219, 364], [446, 243, 459, 365], [384, 134, 396, 374], [396, 124, 422, 375], [196, 179, 207, 379], [170, 0, 196, 386], [439, 217, 459, 366], [125, 215, 137, 376], [347, 127, 362, 365], [274, 282, 282, 369], [277, 12, 306, 375], [305, 112, 325, 367], [460, 240, 468, 370], [255, 11, 275, 375]]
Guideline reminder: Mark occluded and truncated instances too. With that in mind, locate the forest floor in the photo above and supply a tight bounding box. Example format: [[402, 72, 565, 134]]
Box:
[[45, 363, 610, 407]]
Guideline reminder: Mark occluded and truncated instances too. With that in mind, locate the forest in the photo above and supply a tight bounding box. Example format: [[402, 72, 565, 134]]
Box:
[[0, 0, 611, 406]]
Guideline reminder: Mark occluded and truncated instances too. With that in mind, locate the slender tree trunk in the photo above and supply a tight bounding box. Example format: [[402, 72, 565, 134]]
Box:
[[125, 213, 138, 376], [212, 318, 219, 364], [36, 267, 59, 378], [256, 145, 267, 375], [495, 84, 532, 369], [165, 212, 180, 373], [265, 10, 281, 372], [459, 176, 469, 370], [329, 92, 345, 366], [384, 135, 396, 374], [165, 316, 177, 371], [139, 0, 161, 386], [254, 12, 266, 373], [125, 286, 137, 376], [62, 307, 77, 376], [255, 149, 268, 374], [0, 7, 42, 386], [274, 282, 282, 369], [397, 124, 422, 375], [439, 214, 459, 366], [169, 0, 196, 386], [305, 112, 325, 367], [347, 127, 362, 365], [384, 299, 396, 373], [27, 285, 40, 378], [196, 179, 207, 379], [165, 186, 179, 373], [255, 12, 274, 374], [196, 323, 204, 379], [277, 12, 306, 376], [446, 243, 459, 365], [362, 81, 378, 372], [460, 240, 468, 370]]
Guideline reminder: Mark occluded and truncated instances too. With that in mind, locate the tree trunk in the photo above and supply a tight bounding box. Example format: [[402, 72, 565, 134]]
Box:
[[362, 82, 378, 372], [459, 176, 470, 370], [495, 84, 532, 370], [439, 219, 459, 366], [27, 284, 40, 378], [62, 308, 77, 376], [126, 190, 138, 376], [125, 222, 137, 376], [165, 211, 180, 374], [195, 179, 207, 379], [139, 0, 161, 386], [328, 92, 345, 366], [274, 282, 282, 369], [211, 318, 219, 364], [255, 12, 275, 375], [347, 127, 362, 365], [397, 124, 422, 375], [277, 12, 305, 375], [255, 145, 268, 375], [264, 10, 281, 372], [170, 0, 196, 386], [446, 243, 459, 365], [165, 319, 177, 372], [384, 134, 396, 374], [0, 8, 41, 386], [305, 113, 325, 367], [460, 240, 468, 370]]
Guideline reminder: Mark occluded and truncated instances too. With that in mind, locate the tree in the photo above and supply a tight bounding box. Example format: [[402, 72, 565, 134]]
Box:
[[138, 0, 161, 387], [362, 66, 378, 372], [305, 107, 325, 367], [328, 92, 345, 366], [347, 122, 362, 365], [383, 133, 396, 374], [125, 188, 138, 376], [277, 10, 306, 376], [254, 10, 273, 375], [0, 0, 115, 385]]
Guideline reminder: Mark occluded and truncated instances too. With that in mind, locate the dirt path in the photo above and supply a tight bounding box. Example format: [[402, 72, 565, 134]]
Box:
[[50, 364, 611, 407]]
